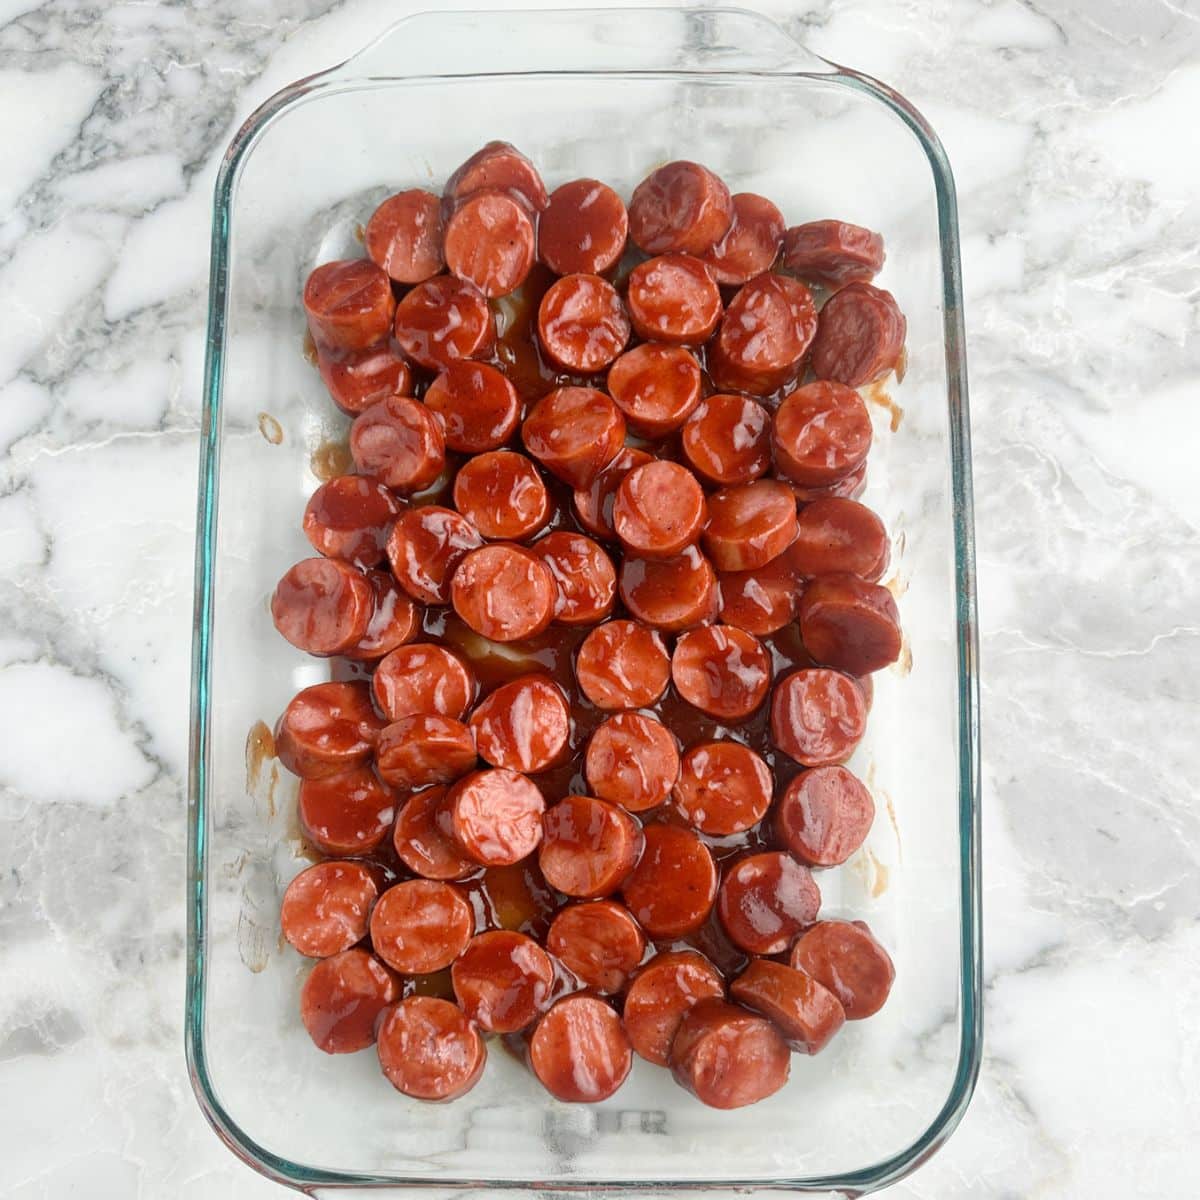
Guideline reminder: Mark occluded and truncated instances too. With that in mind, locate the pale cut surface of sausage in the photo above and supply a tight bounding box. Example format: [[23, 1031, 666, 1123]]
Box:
[[790, 919, 896, 1019], [625, 254, 722, 345], [536, 275, 631, 374], [717, 553, 802, 637], [393, 785, 479, 881], [717, 851, 821, 954], [350, 396, 446, 493], [798, 573, 902, 675], [468, 674, 570, 773], [606, 343, 702, 437], [546, 900, 646, 993], [450, 543, 557, 642], [539, 795, 643, 899], [423, 361, 521, 454], [708, 273, 817, 396], [450, 768, 546, 866], [304, 259, 395, 352], [298, 766, 396, 857], [532, 531, 616, 625], [730, 959, 846, 1055], [317, 340, 413, 417], [585, 711, 679, 813], [452, 450, 551, 541], [364, 189, 445, 284], [789, 460, 868, 504], [529, 994, 633, 1103], [377, 995, 487, 1100], [445, 141, 548, 211], [671, 625, 772, 721], [575, 619, 671, 710], [369, 879, 474, 974], [613, 460, 707, 559], [770, 668, 867, 767], [669, 997, 790, 1109], [672, 740, 773, 835], [281, 860, 382, 958], [810, 282, 907, 387], [776, 765, 875, 867], [271, 557, 374, 656], [703, 480, 799, 572], [782, 220, 885, 290], [701, 192, 785, 286], [772, 381, 873, 487], [621, 824, 718, 939], [452, 929, 555, 1033], [789, 497, 890, 582], [622, 950, 724, 1066], [302, 475, 400, 568], [375, 714, 477, 791], [372, 643, 475, 722], [522, 386, 626, 488], [386, 506, 484, 606], [393, 275, 495, 372], [538, 178, 628, 275], [444, 189, 536, 298], [572, 447, 653, 540], [275, 681, 383, 780], [301, 948, 398, 1053], [681, 393, 772, 487], [343, 570, 420, 661], [628, 161, 733, 256], [618, 545, 718, 632]]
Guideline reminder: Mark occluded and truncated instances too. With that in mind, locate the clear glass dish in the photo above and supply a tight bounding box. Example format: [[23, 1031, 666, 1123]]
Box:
[[186, 7, 981, 1195]]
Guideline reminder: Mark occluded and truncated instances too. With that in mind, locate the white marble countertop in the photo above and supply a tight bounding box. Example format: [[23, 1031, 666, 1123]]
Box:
[[1, 0, 1197, 1195]]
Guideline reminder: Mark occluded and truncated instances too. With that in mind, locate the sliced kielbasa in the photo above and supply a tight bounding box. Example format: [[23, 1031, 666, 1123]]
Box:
[[392, 785, 478, 881], [444, 189, 536, 298], [703, 479, 798, 572], [538, 178, 628, 276], [375, 714, 477, 791], [302, 475, 400, 568], [669, 997, 789, 1109], [575, 619, 671, 710], [445, 140, 548, 212], [585, 711, 679, 812], [450, 543, 557, 642], [790, 919, 895, 1019], [776, 765, 875, 868], [392, 275, 495, 371], [468, 674, 570, 773], [271, 557, 374, 656], [303, 259, 395, 352], [672, 740, 772, 835], [369, 879, 474, 974], [452, 450, 551, 541], [281, 860, 382, 958], [546, 899, 646, 993], [789, 460, 868, 504], [613, 460, 707, 559], [772, 381, 873, 487], [377, 995, 487, 1100], [798, 573, 902, 675], [572, 447, 653, 540], [452, 929, 555, 1033], [621, 825, 717, 939], [539, 796, 643, 899], [317, 339, 413, 416], [275, 680, 383, 780], [386, 506, 484, 606], [423, 361, 521, 454], [622, 950, 724, 1066], [533, 531, 617, 625], [810, 281, 906, 386], [717, 851, 821, 954], [628, 161, 733, 256], [671, 625, 772, 720], [626, 254, 722, 345], [301, 948, 398, 1053], [529, 994, 633, 1103], [606, 343, 702, 437], [770, 668, 867, 767], [730, 960, 846, 1055], [619, 544, 718, 632], [789, 497, 890, 581], [701, 192, 785, 286], [343, 570, 420, 660], [536, 275, 631, 373], [681, 393, 772, 487], [522, 386, 626, 487], [372, 642, 475, 722], [364, 189, 445, 284], [781, 220, 885, 290], [717, 553, 802, 637], [298, 765, 396, 857], [349, 396, 446, 493], [449, 768, 545, 866]]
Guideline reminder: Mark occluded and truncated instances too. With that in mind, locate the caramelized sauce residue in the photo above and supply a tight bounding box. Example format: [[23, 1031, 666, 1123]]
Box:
[[257, 412, 283, 445], [311, 438, 353, 482]]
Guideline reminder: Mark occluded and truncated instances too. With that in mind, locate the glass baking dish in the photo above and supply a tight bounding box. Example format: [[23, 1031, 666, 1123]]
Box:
[[186, 7, 981, 1195]]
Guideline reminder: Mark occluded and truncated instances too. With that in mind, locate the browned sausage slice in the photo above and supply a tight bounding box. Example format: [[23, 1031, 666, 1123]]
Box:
[[369, 879, 474, 974], [350, 396, 446, 493], [626, 254, 722, 345], [301, 948, 398, 1053], [304, 259, 395, 352], [372, 642, 475, 722], [790, 919, 895, 1019], [386, 505, 484, 606], [468, 674, 570, 773], [392, 785, 478, 881], [452, 929, 555, 1033], [789, 460, 868, 504], [342, 570, 420, 660], [302, 475, 400, 568], [613, 460, 707, 559], [628, 161, 733, 256], [298, 766, 396, 857], [529, 993, 633, 1102], [670, 998, 789, 1109], [536, 275, 631, 374], [671, 625, 772, 720], [672, 740, 772, 835], [585, 711, 679, 812], [532, 531, 616, 625], [449, 768, 546, 865], [776, 765, 875, 867], [377, 995, 487, 1100], [539, 796, 643, 899], [717, 553, 802, 637], [798, 573, 902, 675], [789, 497, 890, 581], [538, 178, 628, 276], [622, 825, 717, 938], [770, 668, 867, 767], [701, 192, 785, 286], [703, 479, 798, 572], [365, 189, 445, 284], [452, 450, 551, 541], [522, 386, 626, 487], [423, 361, 521, 454], [271, 557, 374, 656], [622, 950, 724, 1066], [717, 851, 821, 954], [572, 447, 653, 540], [810, 282, 907, 386], [730, 959, 846, 1054], [393, 276, 495, 371], [444, 189, 536, 298], [275, 681, 383, 780], [575, 619, 671, 710], [772, 381, 873, 487], [681, 393, 772, 487], [619, 545, 718, 632], [445, 140, 548, 212], [782, 220, 885, 289], [546, 899, 646, 993], [281, 860, 382, 958], [450, 543, 557, 642], [606, 343, 702, 437], [317, 339, 413, 416], [375, 714, 477, 791]]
